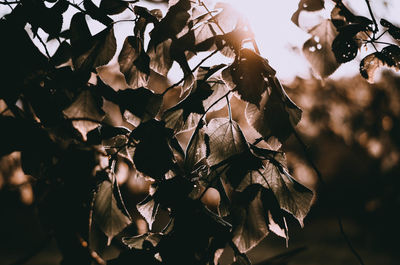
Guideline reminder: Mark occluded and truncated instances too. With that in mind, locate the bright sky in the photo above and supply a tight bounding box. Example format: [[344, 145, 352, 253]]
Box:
[[1, 0, 400, 83]]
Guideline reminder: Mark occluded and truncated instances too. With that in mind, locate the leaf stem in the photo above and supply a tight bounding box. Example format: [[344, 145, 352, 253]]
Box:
[[186, 90, 231, 152], [35, 33, 51, 58], [161, 49, 220, 96], [226, 95, 232, 122], [365, 0, 378, 35]]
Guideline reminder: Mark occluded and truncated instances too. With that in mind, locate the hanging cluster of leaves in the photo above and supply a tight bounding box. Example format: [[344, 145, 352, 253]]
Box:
[[0, 0, 313, 264], [294, 0, 400, 82]]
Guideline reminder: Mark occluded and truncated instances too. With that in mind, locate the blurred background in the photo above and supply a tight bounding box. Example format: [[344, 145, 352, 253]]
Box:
[[1, 0, 400, 264]]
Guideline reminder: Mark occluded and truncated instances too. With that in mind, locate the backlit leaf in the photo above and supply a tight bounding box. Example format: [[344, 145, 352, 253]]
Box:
[[245, 77, 302, 142], [63, 89, 105, 140], [70, 13, 116, 73], [137, 195, 159, 230], [94, 179, 132, 245], [206, 118, 247, 166], [291, 0, 325, 27], [360, 45, 400, 83], [255, 152, 313, 226], [222, 48, 276, 107], [303, 19, 340, 78], [185, 125, 207, 172], [118, 36, 150, 89]]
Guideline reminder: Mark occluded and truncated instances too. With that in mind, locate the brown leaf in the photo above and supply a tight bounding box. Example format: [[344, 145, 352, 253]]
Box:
[[118, 36, 150, 89], [63, 89, 105, 140], [302, 19, 340, 78]]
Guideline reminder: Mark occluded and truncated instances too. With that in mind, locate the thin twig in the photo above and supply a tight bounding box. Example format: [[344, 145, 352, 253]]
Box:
[[365, 0, 378, 35], [35, 33, 51, 58], [0, 1, 20, 4], [292, 129, 365, 265], [67, 1, 86, 13], [161, 49, 219, 95], [200, 1, 225, 34], [186, 90, 231, 152]]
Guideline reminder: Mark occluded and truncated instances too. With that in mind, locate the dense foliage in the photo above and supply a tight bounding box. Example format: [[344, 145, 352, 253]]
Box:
[[1, 0, 398, 264]]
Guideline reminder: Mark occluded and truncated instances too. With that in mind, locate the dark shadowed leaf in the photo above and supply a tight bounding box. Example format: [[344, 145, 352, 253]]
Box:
[[381, 19, 400, 40], [118, 36, 150, 89], [20, 0, 64, 39], [131, 120, 175, 179], [162, 80, 211, 131], [63, 89, 105, 140], [224, 150, 263, 189], [83, 0, 113, 26], [163, 109, 201, 133], [100, 0, 129, 15], [148, 39, 173, 76], [381, 45, 400, 69], [108, 249, 162, 265], [330, 1, 372, 29], [50, 41, 72, 66], [87, 125, 130, 144], [206, 118, 247, 166], [245, 77, 302, 142], [94, 179, 132, 245], [253, 151, 313, 226], [222, 48, 276, 107], [332, 23, 367, 63], [51, 0, 69, 14], [70, 13, 116, 72], [231, 184, 285, 253], [302, 19, 340, 78], [185, 125, 207, 171], [118, 88, 162, 122], [149, 0, 191, 48], [291, 0, 325, 27]]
